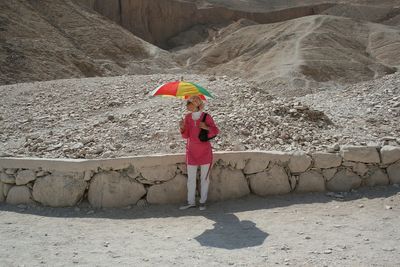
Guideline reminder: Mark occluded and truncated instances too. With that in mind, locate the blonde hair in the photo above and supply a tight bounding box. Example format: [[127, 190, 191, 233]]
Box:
[[187, 95, 204, 111]]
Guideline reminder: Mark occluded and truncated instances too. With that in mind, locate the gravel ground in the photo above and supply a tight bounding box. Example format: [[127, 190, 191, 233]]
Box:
[[0, 185, 399, 266]]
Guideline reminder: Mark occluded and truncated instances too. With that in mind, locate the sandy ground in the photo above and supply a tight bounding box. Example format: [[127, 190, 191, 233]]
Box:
[[0, 186, 399, 266]]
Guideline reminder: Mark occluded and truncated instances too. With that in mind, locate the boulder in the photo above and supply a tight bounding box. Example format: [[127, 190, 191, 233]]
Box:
[[296, 171, 325, 193], [312, 152, 342, 168], [138, 165, 177, 184], [322, 168, 338, 181], [208, 166, 250, 202], [33, 172, 87, 207], [88, 171, 146, 208], [381, 146, 400, 165], [248, 165, 290, 196], [6, 186, 34, 205], [0, 182, 4, 202], [387, 162, 400, 184], [352, 162, 369, 177], [326, 169, 361, 192], [16, 170, 36, 185], [243, 158, 269, 174], [147, 174, 187, 204], [340, 146, 380, 163], [288, 151, 312, 173], [365, 168, 389, 187], [0, 173, 15, 184]]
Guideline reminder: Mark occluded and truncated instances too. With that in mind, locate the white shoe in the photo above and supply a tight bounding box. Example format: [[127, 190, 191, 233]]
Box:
[[199, 203, 207, 211], [179, 204, 196, 210]]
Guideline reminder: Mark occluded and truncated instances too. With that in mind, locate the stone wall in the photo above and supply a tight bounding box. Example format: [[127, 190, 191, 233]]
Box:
[[0, 146, 399, 208]]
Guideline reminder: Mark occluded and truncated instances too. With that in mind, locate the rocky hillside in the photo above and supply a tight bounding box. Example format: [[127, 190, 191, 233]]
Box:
[[82, 0, 400, 48], [0, 73, 398, 159], [0, 0, 178, 85], [177, 15, 400, 96]]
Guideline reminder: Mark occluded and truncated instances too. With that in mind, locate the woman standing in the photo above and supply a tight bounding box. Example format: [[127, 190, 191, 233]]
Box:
[[179, 95, 219, 211]]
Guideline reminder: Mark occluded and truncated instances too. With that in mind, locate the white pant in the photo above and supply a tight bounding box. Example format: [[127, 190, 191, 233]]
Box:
[[187, 164, 210, 205]]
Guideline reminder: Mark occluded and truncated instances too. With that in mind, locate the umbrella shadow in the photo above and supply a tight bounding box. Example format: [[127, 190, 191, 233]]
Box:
[[194, 213, 268, 250]]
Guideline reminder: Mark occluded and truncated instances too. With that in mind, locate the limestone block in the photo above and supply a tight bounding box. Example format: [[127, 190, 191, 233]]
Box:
[[0, 173, 15, 184], [16, 170, 36, 185], [3, 183, 12, 197], [288, 151, 312, 173], [312, 152, 342, 168], [139, 165, 177, 183], [177, 163, 187, 175], [340, 146, 380, 163], [208, 166, 250, 202], [296, 171, 325, 193], [322, 168, 337, 181], [381, 146, 400, 165], [353, 163, 369, 177], [387, 162, 400, 184], [0, 182, 4, 202], [126, 166, 139, 179], [88, 171, 146, 208], [243, 158, 269, 174], [248, 165, 290, 196], [147, 174, 187, 204], [326, 169, 361, 192], [33, 172, 87, 207], [6, 186, 34, 205], [365, 168, 389, 187]]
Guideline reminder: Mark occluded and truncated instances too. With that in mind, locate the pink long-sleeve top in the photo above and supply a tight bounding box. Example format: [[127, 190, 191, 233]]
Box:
[[181, 112, 219, 165]]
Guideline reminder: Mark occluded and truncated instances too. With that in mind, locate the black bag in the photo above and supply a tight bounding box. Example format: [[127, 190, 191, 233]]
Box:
[[198, 113, 216, 142]]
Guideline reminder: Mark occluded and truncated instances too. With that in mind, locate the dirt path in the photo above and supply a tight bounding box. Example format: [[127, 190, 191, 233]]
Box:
[[1, 186, 399, 266]]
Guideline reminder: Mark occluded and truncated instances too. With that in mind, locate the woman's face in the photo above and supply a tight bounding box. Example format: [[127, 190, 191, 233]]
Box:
[[186, 102, 198, 112]]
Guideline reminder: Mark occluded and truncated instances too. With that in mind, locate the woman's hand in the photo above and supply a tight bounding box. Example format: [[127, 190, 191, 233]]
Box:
[[199, 122, 209, 130], [179, 119, 185, 131]]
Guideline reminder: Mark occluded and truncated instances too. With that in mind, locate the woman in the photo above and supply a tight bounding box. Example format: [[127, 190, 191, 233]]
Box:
[[179, 95, 219, 211]]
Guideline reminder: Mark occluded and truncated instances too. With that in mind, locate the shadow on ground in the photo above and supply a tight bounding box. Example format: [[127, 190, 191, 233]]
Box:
[[0, 185, 399, 222]]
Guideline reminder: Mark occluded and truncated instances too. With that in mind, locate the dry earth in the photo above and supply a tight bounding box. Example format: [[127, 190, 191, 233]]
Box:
[[0, 186, 399, 266]]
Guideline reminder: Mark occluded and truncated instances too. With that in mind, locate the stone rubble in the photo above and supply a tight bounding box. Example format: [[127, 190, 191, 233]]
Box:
[[0, 73, 398, 159]]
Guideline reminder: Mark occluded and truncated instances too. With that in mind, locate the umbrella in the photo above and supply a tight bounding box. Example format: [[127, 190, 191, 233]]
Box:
[[150, 81, 213, 100]]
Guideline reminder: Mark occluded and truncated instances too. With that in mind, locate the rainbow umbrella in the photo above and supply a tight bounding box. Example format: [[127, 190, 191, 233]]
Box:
[[150, 81, 213, 100]]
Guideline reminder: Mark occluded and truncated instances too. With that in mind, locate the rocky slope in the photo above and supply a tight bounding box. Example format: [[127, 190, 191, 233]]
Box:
[[0, 0, 178, 85], [177, 15, 400, 96], [0, 73, 398, 159], [82, 0, 400, 48]]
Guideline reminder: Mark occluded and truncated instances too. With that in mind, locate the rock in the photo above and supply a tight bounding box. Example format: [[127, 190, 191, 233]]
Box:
[[322, 168, 338, 181], [5, 169, 17, 175], [312, 152, 342, 168], [32, 172, 87, 207], [3, 183, 12, 197], [340, 146, 380, 163], [126, 166, 139, 179], [88, 171, 146, 208], [248, 165, 290, 196], [243, 158, 270, 174], [147, 174, 187, 204], [208, 166, 250, 202], [365, 168, 389, 187], [353, 162, 369, 177], [288, 151, 312, 173], [15, 170, 36, 185], [380, 146, 400, 165], [327, 169, 361, 192], [387, 161, 400, 184], [0, 172, 15, 184], [84, 170, 94, 181], [296, 171, 325, 193], [6, 186, 34, 205], [139, 165, 177, 184], [0, 182, 4, 202]]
